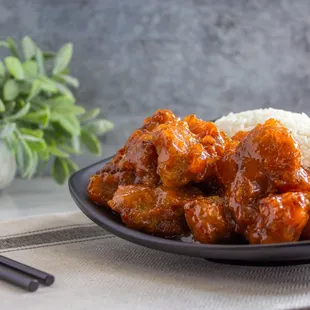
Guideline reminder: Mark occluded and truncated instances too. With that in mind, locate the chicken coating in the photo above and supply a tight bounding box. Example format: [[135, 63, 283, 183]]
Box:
[[117, 129, 160, 186], [231, 130, 249, 142], [88, 129, 159, 207], [184, 196, 233, 244], [152, 120, 220, 187], [88, 110, 171, 206], [143, 109, 179, 131], [184, 114, 227, 159], [217, 119, 310, 241], [247, 192, 309, 244], [109, 185, 202, 236], [88, 171, 136, 207]]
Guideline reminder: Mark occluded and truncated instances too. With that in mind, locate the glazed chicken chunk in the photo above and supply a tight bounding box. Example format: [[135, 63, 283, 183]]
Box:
[[184, 196, 233, 244], [217, 119, 310, 243], [109, 185, 202, 236], [247, 192, 309, 244], [153, 116, 227, 188]]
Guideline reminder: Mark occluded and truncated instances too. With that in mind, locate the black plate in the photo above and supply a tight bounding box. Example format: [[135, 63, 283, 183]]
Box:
[[69, 157, 310, 266]]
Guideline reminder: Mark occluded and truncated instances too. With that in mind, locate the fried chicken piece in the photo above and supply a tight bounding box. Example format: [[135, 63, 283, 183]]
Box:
[[184, 115, 228, 157], [89, 110, 175, 206], [88, 171, 136, 207], [217, 119, 310, 241], [231, 130, 248, 142], [88, 129, 159, 207], [152, 121, 210, 187], [117, 129, 160, 186], [143, 109, 179, 131], [109, 185, 201, 236], [184, 196, 233, 244], [245, 119, 310, 193], [247, 192, 309, 244]]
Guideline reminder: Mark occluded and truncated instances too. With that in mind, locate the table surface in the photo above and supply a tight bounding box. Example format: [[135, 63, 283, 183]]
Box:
[[0, 178, 77, 221]]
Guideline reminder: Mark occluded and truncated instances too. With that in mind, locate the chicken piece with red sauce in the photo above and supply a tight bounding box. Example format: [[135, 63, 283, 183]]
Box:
[[109, 185, 202, 236], [184, 196, 233, 244], [216, 119, 310, 243]]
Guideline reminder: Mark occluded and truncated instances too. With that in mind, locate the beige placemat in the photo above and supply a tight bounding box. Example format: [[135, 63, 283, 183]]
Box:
[[0, 211, 310, 310]]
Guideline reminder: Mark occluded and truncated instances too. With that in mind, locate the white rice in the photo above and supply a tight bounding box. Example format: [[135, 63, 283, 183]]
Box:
[[214, 108, 310, 167]]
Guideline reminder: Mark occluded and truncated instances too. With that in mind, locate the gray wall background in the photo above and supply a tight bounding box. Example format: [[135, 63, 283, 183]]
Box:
[[1, 0, 310, 168]]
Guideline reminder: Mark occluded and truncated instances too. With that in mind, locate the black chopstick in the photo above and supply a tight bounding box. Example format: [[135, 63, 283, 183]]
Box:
[[0, 264, 39, 292], [0, 255, 55, 286]]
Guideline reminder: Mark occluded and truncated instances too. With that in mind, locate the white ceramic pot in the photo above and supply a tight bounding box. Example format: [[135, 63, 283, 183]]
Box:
[[0, 141, 16, 190]]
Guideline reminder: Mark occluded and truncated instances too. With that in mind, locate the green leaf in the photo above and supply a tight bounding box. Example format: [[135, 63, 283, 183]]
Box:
[[53, 43, 73, 75], [23, 60, 38, 78], [52, 114, 80, 136], [52, 81, 74, 100], [48, 145, 69, 158], [35, 48, 45, 75], [51, 157, 69, 185], [0, 41, 9, 48], [23, 107, 50, 127], [4, 57, 24, 80], [81, 129, 101, 155], [50, 122, 71, 140], [18, 82, 32, 95], [71, 135, 80, 152], [3, 101, 16, 115], [45, 95, 74, 106], [0, 99, 5, 113], [6, 101, 30, 120], [38, 148, 49, 161], [59, 144, 81, 155], [16, 139, 33, 178], [59, 68, 70, 75], [53, 74, 79, 88], [26, 151, 38, 179], [64, 158, 79, 174], [7, 38, 20, 58], [5, 56, 24, 80], [43, 51, 55, 59], [36, 76, 58, 93], [0, 123, 16, 138], [4, 132, 19, 155], [27, 80, 41, 100], [21, 133, 43, 142], [22, 36, 37, 60], [0, 61, 5, 77], [3, 79, 19, 101], [19, 128, 43, 139], [70, 105, 85, 115], [79, 108, 100, 122], [83, 119, 114, 136], [27, 139, 47, 152], [50, 103, 85, 116]]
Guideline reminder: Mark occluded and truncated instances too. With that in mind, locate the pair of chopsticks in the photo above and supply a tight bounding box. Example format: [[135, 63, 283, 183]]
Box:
[[0, 255, 55, 292]]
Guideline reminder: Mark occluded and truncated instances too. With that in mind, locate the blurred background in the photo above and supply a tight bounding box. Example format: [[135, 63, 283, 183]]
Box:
[[1, 0, 310, 168]]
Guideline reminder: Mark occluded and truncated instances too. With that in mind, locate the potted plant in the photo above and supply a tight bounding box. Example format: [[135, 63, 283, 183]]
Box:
[[0, 37, 113, 188]]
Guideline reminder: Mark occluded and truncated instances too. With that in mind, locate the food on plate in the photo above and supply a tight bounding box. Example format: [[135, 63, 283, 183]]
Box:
[[215, 108, 310, 167], [109, 185, 201, 236], [247, 192, 309, 244], [184, 196, 233, 244], [88, 108, 310, 245]]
